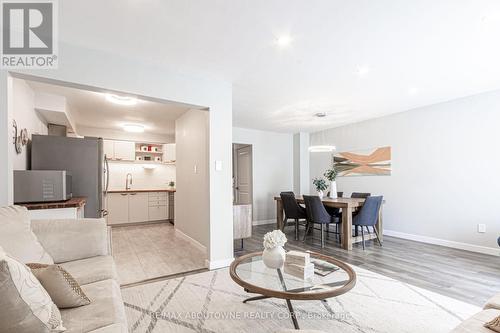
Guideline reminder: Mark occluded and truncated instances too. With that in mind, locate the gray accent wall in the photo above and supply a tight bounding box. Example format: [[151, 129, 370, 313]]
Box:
[[310, 90, 500, 254]]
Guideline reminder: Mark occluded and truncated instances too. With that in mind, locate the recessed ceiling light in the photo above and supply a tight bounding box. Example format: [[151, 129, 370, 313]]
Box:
[[408, 87, 419, 96], [106, 94, 137, 106], [315, 112, 327, 118], [356, 65, 370, 77], [122, 124, 144, 133], [275, 35, 293, 47], [308, 145, 336, 153]]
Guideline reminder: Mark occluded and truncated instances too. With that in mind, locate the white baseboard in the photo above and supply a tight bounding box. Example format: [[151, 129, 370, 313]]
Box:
[[253, 219, 275, 226], [174, 229, 208, 257], [384, 229, 500, 256], [205, 257, 234, 270]]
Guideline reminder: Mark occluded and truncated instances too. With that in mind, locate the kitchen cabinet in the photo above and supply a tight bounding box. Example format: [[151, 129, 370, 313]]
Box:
[[163, 143, 176, 162], [106, 193, 129, 224], [128, 192, 149, 223], [103, 140, 114, 159], [113, 141, 136, 161], [148, 191, 168, 221]]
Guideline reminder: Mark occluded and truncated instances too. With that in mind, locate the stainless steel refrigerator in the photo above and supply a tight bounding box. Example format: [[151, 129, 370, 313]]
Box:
[[31, 134, 109, 218]]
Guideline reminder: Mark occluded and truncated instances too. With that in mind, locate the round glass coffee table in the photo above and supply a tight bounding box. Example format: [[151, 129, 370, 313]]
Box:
[[230, 251, 356, 330]]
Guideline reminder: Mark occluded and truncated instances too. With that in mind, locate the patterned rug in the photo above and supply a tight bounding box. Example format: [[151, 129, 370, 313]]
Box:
[[121, 265, 480, 333]]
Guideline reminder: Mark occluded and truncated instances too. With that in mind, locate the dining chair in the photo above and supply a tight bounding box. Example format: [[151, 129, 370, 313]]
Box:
[[351, 192, 371, 236], [352, 196, 383, 250], [325, 191, 344, 198], [303, 195, 341, 248], [280, 192, 307, 240]]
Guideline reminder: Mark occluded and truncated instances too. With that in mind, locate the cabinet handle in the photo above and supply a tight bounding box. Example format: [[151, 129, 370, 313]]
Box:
[[120, 193, 128, 196], [130, 193, 137, 195]]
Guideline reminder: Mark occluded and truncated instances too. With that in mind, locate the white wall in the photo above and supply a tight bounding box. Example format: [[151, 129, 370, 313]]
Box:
[[310, 90, 500, 255], [1, 41, 233, 268], [107, 162, 175, 191], [11, 79, 48, 170], [175, 109, 210, 249], [233, 127, 294, 224]]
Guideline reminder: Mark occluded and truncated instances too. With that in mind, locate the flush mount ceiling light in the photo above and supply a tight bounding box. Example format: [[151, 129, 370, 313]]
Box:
[[308, 145, 336, 153], [315, 112, 327, 118], [106, 94, 137, 106], [275, 35, 293, 47], [122, 124, 145, 133], [356, 65, 370, 77]]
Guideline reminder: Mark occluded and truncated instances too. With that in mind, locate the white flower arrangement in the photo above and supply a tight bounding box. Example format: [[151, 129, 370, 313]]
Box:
[[263, 230, 287, 249]]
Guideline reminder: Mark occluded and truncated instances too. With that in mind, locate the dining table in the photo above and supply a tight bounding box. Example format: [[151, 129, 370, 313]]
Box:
[[273, 196, 383, 251]]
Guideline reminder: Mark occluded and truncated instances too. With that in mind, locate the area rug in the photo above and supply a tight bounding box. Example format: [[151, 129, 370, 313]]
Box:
[[121, 265, 480, 333]]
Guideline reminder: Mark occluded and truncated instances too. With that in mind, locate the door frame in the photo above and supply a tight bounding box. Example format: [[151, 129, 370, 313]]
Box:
[[232, 143, 253, 207]]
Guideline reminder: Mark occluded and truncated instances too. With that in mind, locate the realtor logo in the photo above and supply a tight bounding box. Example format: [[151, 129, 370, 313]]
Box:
[[1, 0, 58, 68]]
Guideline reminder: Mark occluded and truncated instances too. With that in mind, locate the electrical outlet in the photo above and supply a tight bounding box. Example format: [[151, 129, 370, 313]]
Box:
[[215, 160, 223, 171], [477, 224, 486, 233]]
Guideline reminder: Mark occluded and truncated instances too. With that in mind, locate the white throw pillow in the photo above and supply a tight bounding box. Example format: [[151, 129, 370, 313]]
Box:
[[0, 205, 53, 264], [0, 247, 65, 332]]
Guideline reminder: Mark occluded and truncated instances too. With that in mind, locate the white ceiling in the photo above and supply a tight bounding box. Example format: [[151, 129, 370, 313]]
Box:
[[59, 0, 500, 132], [27, 81, 191, 136]]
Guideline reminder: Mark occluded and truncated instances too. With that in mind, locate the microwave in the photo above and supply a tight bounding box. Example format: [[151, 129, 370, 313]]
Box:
[[14, 170, 72, 203]]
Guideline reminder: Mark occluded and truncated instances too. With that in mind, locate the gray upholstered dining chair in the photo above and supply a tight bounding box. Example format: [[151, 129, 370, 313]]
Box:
[[280, 192, 307, 240], [351, 192, 371, 236], [302, 195, 341, 248], [352, 196, 383, 250]]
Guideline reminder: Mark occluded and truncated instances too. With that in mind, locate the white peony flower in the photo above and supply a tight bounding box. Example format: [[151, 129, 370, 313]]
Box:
[[263, 230, 287, 249]]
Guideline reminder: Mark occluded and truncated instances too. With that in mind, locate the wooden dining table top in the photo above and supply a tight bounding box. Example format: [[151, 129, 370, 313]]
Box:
[[274, 196, 367, 208]]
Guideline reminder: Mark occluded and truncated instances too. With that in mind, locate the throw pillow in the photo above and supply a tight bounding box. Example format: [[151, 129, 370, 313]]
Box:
[[27, 263, 91, 308], [0, 248, 65, 332], [485, 315, 500, 333], [0, 205, 53, 264]]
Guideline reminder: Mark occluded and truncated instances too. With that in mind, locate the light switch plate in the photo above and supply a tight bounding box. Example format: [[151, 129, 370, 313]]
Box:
[[194, 164, 198, 174], [215, 160, 223, 171], [477, 224, 486, 233]]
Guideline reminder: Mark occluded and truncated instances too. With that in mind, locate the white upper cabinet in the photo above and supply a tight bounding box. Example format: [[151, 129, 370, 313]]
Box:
[[164, 143, 176, 162], [103, 140, 114, 160], [113, 141, 136, 161]]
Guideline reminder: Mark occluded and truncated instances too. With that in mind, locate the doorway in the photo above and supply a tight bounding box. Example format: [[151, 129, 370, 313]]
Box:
[[233, 143, 253, 205]]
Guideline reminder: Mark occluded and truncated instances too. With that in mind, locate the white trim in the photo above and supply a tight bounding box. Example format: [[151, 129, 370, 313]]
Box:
[[252, 219, 275, 226], [205, 257, 234, 270], [384, 229, 500, 256], [175, 229, 207, 256]]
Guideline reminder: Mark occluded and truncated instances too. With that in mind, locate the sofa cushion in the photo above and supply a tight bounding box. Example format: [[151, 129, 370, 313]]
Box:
[[60, 255, 118, 286], [450, 309, 500, 333], [28, 263, 91, 309], [485, 294, 500, 311], [0, 248, 65, 333], [60, 279, 127, 333], [0, 206, 53, 264]]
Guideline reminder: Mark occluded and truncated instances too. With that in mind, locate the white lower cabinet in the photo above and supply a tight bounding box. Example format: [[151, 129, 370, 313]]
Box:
[[106, 191, 169, 225]]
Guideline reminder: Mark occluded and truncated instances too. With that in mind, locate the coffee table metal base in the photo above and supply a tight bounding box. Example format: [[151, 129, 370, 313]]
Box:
[[242, 269, 300, 329]]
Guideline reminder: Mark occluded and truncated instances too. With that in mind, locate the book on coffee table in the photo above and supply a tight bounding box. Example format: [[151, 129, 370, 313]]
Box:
[[284, 262, 315, 280], [285, 250, 310, 266], [311, 258, 340, 276]]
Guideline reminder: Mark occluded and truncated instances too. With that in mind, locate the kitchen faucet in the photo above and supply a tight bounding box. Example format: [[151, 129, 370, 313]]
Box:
[[126, 173, 133, 190]]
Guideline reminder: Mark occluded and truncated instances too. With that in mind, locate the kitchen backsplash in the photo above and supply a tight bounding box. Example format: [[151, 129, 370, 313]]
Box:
[[107, 162, 175, 190]]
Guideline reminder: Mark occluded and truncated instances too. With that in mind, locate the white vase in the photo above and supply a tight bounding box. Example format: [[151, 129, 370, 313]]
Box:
[[317, 190, 324, 199], [329, 181, 338, 198], [262, 246, 286, 269]]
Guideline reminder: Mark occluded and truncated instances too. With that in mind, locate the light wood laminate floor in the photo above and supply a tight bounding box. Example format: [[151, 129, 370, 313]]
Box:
[[112, 223, 207, 286], [236, 224, 500, 307]]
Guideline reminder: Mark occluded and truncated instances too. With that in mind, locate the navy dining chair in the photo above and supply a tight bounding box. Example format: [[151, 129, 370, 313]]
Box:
[[352, 196, 383, 250], [303, 195, 341, 248], [280, 192, 307, 240]]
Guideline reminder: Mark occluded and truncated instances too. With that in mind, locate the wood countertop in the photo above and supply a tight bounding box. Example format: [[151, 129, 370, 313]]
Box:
[[18, 197, 87, 210], [107, 189, 176, 193]]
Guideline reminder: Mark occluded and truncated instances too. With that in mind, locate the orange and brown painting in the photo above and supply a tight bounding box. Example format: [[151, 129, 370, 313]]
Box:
[[334, 146, 391, 176]]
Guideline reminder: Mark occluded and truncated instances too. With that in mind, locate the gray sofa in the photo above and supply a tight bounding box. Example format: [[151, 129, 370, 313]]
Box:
[[30, 218, 128, 333], [451, 293, 500, 332]]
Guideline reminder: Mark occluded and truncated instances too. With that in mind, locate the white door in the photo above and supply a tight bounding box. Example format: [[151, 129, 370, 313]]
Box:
[[113, 141, 136, 161], [235, 145, 252, 205], [128, 192, 149, 223], [106, 193, 129, 225]]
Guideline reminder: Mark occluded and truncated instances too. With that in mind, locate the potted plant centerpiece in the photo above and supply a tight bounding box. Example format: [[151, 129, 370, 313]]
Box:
[[262, 230, 287, 269], [312, 177, 328, 199], [324, 163, 338, 199]]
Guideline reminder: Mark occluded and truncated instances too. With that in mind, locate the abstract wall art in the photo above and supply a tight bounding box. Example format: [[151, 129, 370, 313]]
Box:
[[334, 146, 391, 177]]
